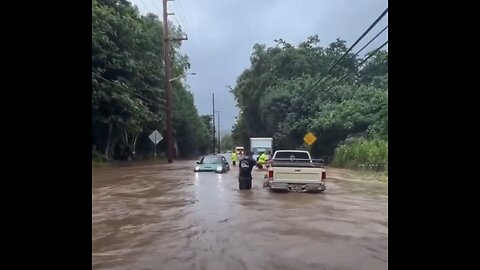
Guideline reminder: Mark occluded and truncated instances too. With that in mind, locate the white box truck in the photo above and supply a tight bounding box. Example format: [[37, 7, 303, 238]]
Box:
[[250, 137, 273, 161]]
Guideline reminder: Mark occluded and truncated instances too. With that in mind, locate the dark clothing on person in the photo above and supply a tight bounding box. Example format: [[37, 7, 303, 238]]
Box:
[[239, 156, 256, 177], [239, 156, 256, 190], [239, 176, 252, 190]]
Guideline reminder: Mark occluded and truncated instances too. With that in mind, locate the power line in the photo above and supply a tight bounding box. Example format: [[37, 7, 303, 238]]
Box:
[[92, 72, 164, 105], [171, 13, 183, 30], [353, 25, 388, 59], [160, 0, 183, 29], [167, 3, 181, 27], [148, 0, 163, 16], [175, 0, 189, 27], [355, 40, 388, 72], [308, 7, 388, 92], [173, 0, 190, 33], [315, 24, 387, 89], [137, 0, 184, 41], [138, 0, 152, 14], [92, 72, 170, 110], [313, 25, 387, 92], [322, 40, 388, 93]]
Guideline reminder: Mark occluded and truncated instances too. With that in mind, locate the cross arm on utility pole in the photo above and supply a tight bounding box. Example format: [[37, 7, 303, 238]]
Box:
[[169, 35, 188, 41]]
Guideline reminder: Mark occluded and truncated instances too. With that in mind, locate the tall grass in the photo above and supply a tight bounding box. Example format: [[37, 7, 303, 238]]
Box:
[[92, 151, 107, 162], [333, 138, 388, 170]]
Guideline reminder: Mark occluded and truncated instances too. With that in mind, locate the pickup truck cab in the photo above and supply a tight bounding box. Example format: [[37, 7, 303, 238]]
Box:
[[265, 150, 326, 192]]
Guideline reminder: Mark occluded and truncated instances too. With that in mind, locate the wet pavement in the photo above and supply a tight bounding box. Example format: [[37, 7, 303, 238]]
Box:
[[92, 159, 388, 270]]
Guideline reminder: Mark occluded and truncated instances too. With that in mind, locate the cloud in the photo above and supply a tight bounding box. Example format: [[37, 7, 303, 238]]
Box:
[[127, 0, 388, 132]]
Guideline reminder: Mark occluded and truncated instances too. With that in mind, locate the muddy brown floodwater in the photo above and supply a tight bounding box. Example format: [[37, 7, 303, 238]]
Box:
[[93, 159, 388, 270]]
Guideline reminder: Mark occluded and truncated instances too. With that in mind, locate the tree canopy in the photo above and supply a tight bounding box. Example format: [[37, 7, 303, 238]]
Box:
[[231, 36, 388, 163], [92, 0, 211, 160]]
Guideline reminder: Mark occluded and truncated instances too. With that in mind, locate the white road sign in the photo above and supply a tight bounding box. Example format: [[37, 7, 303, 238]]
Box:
[[149, 130, 163, 145]]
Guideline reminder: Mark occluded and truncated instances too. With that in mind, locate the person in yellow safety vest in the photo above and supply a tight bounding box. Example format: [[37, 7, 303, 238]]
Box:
[[257, 152, 269, 168], [231, 151, 238, 167]]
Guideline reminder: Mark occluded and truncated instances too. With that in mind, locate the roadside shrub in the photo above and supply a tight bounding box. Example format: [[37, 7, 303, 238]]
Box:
[[92, 151, 107, 162], [333, 138, 388, 169]]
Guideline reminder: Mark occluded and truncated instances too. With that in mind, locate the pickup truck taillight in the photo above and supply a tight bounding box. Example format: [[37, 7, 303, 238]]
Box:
[[321, 171, 326, 181], [268, 169, 274, 180]]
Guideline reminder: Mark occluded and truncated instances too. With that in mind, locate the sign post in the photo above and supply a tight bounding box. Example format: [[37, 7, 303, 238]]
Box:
[[149, 130, 164, 160], [303, 132, 317, 153]]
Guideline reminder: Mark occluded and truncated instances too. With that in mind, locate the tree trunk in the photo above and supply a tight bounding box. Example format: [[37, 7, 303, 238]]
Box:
[[123, 129, 139, 161], [133, 134, 138, 155], [105, 123, 113, 160]]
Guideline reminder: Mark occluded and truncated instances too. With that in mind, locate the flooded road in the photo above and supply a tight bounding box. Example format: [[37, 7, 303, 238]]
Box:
[[93, 160, 388, 270]]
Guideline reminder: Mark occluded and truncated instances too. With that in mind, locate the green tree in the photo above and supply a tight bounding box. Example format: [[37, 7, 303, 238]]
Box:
[[92, 0, 210, 160], [230, 36, 388, 164], [220, 134, 234, 151]]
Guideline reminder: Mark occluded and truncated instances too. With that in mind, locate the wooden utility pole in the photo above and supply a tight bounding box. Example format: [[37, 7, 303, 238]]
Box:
[[163, 0, 187, 163], [212, 93, 216, 154], [218, 112, 221, 153], [215, 111, 221, 153]]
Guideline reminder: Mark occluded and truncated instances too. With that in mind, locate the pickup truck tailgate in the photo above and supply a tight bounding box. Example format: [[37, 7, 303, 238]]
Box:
[[273, 167, 322, 183]]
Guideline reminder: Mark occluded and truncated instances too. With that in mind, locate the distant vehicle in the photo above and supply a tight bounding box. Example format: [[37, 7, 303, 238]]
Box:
[[250, 137, 273, 161], [264, 150, 326, 192], [194, 155, 230, 173]]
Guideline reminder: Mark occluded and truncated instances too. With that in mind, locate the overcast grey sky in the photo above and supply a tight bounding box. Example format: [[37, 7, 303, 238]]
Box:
[[129, 0, 388, 134]]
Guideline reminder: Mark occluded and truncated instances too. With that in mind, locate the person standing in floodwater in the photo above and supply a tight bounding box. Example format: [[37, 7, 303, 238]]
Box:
[[231, 150, 238, 167], [238, 150, 256, 190]]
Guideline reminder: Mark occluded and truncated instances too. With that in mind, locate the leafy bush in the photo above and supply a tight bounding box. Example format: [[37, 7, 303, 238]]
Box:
[[333, 138, 387, 169]]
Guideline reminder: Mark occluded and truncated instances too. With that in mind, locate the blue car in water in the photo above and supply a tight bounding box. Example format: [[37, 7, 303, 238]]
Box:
[[194, 155, 230, 173]]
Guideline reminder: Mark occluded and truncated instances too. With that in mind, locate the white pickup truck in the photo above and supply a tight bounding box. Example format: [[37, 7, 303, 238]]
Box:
[[264, 150, 326, 192]]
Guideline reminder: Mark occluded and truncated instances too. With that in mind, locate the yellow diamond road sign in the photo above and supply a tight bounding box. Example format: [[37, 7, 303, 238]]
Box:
[[304, 132, 317, 146]]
